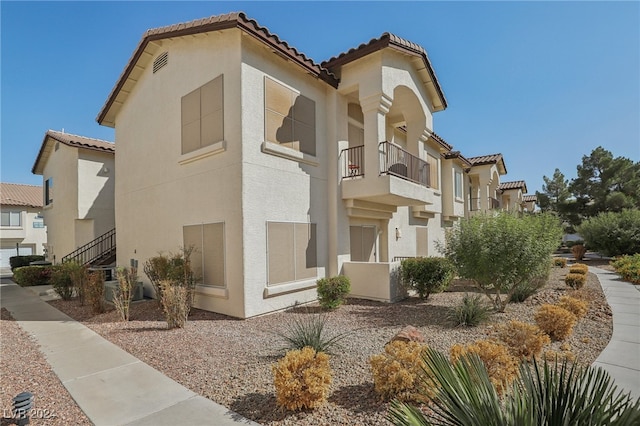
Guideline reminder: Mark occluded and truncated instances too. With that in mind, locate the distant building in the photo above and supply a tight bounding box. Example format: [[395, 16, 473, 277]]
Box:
[[0, 183, 47, 269]]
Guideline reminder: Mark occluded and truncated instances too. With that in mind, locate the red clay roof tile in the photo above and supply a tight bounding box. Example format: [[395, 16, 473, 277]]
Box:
[[0, 183, 43, 208]]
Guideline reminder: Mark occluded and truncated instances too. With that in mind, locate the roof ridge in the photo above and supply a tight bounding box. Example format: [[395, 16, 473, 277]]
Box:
[[1, 182, 41, 188], [47, 129, 114, 144]]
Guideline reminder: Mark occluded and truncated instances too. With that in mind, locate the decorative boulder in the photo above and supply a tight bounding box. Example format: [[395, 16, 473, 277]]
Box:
[[389, 326, 425, 344]]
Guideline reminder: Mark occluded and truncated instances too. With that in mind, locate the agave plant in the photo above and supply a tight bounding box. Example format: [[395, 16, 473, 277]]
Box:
[[275, 309, 350, 354], [388, 347, 640, 426]]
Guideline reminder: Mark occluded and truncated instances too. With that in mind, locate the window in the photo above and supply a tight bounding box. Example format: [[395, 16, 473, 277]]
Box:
[[45, 177, 53, 205], [416, 227, 429, 257], [427, 154, 439, 189], [183, 222, 225, 287], [267, 222, 317, 285], [1, 211, 21, 227], [265, 77, 316, 156], [349, 225, 376, 262], [181, 75, 224, 155], [455, 171, 463, 199]]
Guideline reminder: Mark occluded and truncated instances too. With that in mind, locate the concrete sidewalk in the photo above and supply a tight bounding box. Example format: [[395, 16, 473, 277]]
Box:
[[590, 267, 640, 400], [0, 280, 259, 426]]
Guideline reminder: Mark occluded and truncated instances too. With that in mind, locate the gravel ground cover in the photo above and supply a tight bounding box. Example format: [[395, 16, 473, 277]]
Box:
[[0, 308, 91, 426], [39, 266, 612, 426]]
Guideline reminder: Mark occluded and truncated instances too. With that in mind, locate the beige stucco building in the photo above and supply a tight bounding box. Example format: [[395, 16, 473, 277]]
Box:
[[0, 183, 47, 269], [96, 12, 534, 318], [32, 130, 115, 263]]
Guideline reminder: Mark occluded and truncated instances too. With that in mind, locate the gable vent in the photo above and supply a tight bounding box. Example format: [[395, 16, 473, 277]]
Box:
[[153, 52, 168, 74]]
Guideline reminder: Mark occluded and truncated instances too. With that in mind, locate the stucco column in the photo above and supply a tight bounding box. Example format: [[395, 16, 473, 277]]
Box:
[[359, 93, 392, 180], [379, 219, 389, 262]]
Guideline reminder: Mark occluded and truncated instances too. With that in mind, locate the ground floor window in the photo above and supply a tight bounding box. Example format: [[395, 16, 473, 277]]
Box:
[[350, 225, 377, 262], [416, 227, 429, 257], [267, 222, 317, 285], [183, 222, 225, 287]]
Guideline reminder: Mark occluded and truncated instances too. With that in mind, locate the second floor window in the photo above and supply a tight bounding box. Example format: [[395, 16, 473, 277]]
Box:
[[45, 178, 53, 205], [1, 211, 21, 227], [455, 171, 463, 198], [181, 75, 224, 155], [265, 77, 316, 156]]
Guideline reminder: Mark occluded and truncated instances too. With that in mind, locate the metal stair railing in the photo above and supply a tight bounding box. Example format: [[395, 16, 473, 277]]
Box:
[[61, 228, 116, 265]]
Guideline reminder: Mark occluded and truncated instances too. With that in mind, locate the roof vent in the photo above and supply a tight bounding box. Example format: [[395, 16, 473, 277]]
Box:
[[153, 52, 168, 74]]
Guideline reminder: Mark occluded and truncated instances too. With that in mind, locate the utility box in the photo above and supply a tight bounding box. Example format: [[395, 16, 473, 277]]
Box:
[[104, 281, 144, 302]]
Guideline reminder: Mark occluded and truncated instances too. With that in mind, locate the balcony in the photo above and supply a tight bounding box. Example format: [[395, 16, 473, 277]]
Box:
[[341, 142, 436, 210], [470, 197, 501, 212]]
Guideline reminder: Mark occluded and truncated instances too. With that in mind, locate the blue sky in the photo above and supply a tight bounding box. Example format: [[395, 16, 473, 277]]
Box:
[[1, 1, 638, 194]]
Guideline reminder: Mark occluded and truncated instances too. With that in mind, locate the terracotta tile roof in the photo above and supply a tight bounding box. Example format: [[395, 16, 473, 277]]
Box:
[[523, 195, 537, 202], [0, 183, 43, 208], [442, 150, 472, 167], [97, 12, 339, 126], [467, 153, 507, 175], [323, 32, 447, 112], [430, 132, 453, 151], [32, 130, 114, 175], [498, 180, 528, 192]]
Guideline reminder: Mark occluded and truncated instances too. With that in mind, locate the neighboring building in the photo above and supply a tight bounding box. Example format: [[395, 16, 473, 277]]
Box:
[[96, 12, 529, 318], [32, 130, 115, 263], [0, 183, 47, 269], [523, 194, 538, 212], [467, 154, 508, 214], [498, 180, 528, 213]]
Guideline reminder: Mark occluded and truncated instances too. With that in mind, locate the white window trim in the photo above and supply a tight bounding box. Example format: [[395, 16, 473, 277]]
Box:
[[1, 211, 22, 228], [263, 278, 317, 297], [194, 284, 228, 299], [179, 140, 226, 165], [261, 141, 319, 166]]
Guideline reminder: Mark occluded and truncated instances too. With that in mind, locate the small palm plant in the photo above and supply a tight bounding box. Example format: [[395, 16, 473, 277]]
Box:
[[388, 347, 640, 426]]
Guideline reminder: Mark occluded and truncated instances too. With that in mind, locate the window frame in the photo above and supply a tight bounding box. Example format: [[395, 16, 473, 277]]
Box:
[[454, 171, 463, 199], [183, 222, 226, 288], [45, 177, 53, 206], [181, 74, 224, 156], [266, 221, 318, 286], [1, 211, 21, 227]]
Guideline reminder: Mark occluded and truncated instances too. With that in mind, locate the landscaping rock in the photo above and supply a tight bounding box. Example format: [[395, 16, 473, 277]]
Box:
[[389, 325, 425, 344]]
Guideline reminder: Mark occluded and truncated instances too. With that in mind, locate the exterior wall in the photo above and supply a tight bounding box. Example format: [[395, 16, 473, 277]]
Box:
[[77, 150, 115, 238], [114, 29, 245, 318], [41, 143, 79, 262], [240, 37, 329, 317], [441, 159, 466, 220]]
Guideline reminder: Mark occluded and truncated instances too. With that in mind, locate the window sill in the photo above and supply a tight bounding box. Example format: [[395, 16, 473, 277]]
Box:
[[455, 197, 464, 203], [0, 226, 23, 230], [179, 140, 226, 165], [263, 278, 317, 298], [194, 284, 228, 299], [261, 141, 319, 166]]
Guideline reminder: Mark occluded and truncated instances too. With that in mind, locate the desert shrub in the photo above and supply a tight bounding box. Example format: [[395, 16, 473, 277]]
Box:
[[497, 320, 550, 360], [400, 257, 455, 300], [9, 255, 45, 271], [569, 263, 589, 274], [509, 282, 538, 303], [66, 262, 89, 305], [143, 247, 196, 303], [543, 349, 576, 363], [389, 348, 640, 426], [160, 280, 190, 329], [12, 265, 51, 286], [86, 270, 105, 314], [276, 310, 348, 354], [442, 212, 562, 311], [450, 340, 518, 394], [113, 266, 137, 321], [316, 276, 350, 309], [611, 254, 640, 284], [370, 340, 432, 403], [449, 293, 491, 326], [565, 273, 587, 289], [577, 209, 640, 257], [49, 264, 74, 300], [557, 296, 589, 319], [272, 347, 332, 411], [553, 257, 567, 268], [535, 304, 577, 340], [571, 244, 587, 261]]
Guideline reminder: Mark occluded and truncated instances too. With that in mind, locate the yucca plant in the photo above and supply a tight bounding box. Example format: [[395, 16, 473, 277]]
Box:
[[388, 347, 640, 426], [449, 293, 492, 327], [275, 310, 349, 354]]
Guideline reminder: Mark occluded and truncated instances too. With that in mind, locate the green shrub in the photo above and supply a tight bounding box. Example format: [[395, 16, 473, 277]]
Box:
[[276, 309, 349, 354], [316, 276, 350, 309], [388, 348, 640, 426], [449, 294, 491, 327], [143, 247, 196, 303], [12, 265, 51, 286], [442, 212, 562, 311], [578, 209, 640, 257], [509, 282, 538, 303], [49, 264, 74, 300], [611, 254, 640, 284], [65, 262, 89, 305], [400, 257, 455, 300], [9, 255, 45, 271]]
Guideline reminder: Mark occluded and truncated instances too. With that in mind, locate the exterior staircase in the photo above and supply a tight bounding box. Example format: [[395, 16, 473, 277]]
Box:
[[61, 228, 116, 266]]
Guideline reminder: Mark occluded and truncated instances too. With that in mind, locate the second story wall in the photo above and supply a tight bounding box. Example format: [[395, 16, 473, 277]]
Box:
[[78, 150, 115, 237]]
